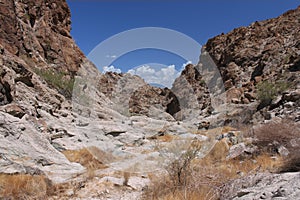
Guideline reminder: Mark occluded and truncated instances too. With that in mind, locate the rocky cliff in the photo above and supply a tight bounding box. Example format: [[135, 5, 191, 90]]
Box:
[[0, 0, 84, 72], [0, 0, 96, 184], [203, 6, 300, 123]]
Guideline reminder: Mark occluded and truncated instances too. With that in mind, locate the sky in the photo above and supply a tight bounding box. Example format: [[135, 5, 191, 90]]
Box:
[[67, 0, 300, 88]]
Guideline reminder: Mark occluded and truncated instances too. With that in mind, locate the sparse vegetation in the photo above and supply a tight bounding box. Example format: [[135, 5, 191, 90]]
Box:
[[144, 150, 284, 200], [252, 120, 300, 172], [252, 120, 300, 154], [199, 79, 206, 87], [256, 80, 289, 107], [166, 141, 201, 188], [0, 174, 50, 199], [143, 129, 287, 200], [63, 147, 108, 170], [34, 68, 75, 98]]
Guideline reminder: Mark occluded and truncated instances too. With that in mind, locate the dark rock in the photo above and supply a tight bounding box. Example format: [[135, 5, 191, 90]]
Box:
[[4, 104, 25, 118], [105, 131, 126, 137], [198, 121, 210, 130], [0, 80, 12, 106]]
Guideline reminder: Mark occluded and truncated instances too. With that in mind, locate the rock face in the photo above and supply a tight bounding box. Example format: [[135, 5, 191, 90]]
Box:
[[0, 0, 112, 183], [0, 0, 84, 73], [197, 6, 300, 124], [205, 6, 300, 91], [221, 172, 300, 200], [98, 72, 181, 120], [172, 64, 212, 120]]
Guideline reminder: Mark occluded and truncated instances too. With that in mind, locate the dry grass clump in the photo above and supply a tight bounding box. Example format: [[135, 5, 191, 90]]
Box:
[[251, 120, 300, 172], [252, 120, 299, 153], [63, 147, 110, 171], [143, 135, 284, 200], [63, 146, 113, 180], [157, 134, 175, 142], [0, 174, 51, 199]]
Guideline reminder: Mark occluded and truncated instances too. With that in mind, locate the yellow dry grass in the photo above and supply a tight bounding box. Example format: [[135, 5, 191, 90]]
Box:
[[144, 136, 284, 200], [63, 146, 114, 181], [157, 134, 175, 142], [0, 174, 50, 199], [63, 147, 109, 171]]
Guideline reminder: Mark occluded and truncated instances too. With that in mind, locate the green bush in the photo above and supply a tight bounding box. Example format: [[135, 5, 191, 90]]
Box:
[[199, 79, 206, 87], [34, 68, 74, 98], [256, 80, 289, 103]]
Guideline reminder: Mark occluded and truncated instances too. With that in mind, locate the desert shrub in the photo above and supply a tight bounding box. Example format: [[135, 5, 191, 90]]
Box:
[[34, 68, 74, 98], [252, 120, 300, 172], [252, 120, 300, 153], [143, 133, 286, 200], [256, 80, 289, 108], [142, 140, 221, 200], [165, 144, 200, 188]]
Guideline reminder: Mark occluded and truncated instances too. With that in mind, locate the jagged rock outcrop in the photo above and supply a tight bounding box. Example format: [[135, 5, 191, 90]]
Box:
[[172, 64, 212, 120], [206, 6, 300, 92], [0, 0, 84, 72], [98, 72, 181, 121], [129, 84, 180, 120], [201, 6, 300, 124]]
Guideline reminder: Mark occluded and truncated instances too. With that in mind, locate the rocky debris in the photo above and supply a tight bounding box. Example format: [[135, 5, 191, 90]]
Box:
[[267, 88, 300, 122], [221, 172, 300, 200], [216, 131, 242, 145], [198, 121, 210, 130]]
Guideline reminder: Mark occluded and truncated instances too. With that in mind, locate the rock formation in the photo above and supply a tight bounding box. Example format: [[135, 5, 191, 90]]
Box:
[[98, 71, 181, 121], [0, 0, 299, 199], [0, 0, 83, 72], [203, 6, 300, 123]]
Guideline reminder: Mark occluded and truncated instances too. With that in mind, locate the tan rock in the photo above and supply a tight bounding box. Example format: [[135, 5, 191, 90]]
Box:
[[4, 103, 25, 118]]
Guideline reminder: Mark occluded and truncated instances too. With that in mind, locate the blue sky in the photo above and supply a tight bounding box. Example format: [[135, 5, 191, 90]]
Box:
[[67, 0, 300, 87]]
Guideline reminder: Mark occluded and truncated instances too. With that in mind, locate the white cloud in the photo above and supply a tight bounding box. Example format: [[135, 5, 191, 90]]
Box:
[[181, 61, 192, 70], [106, 55, 117, 59], [127, 64, 181, 88], [103, 65, 122, 73]]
